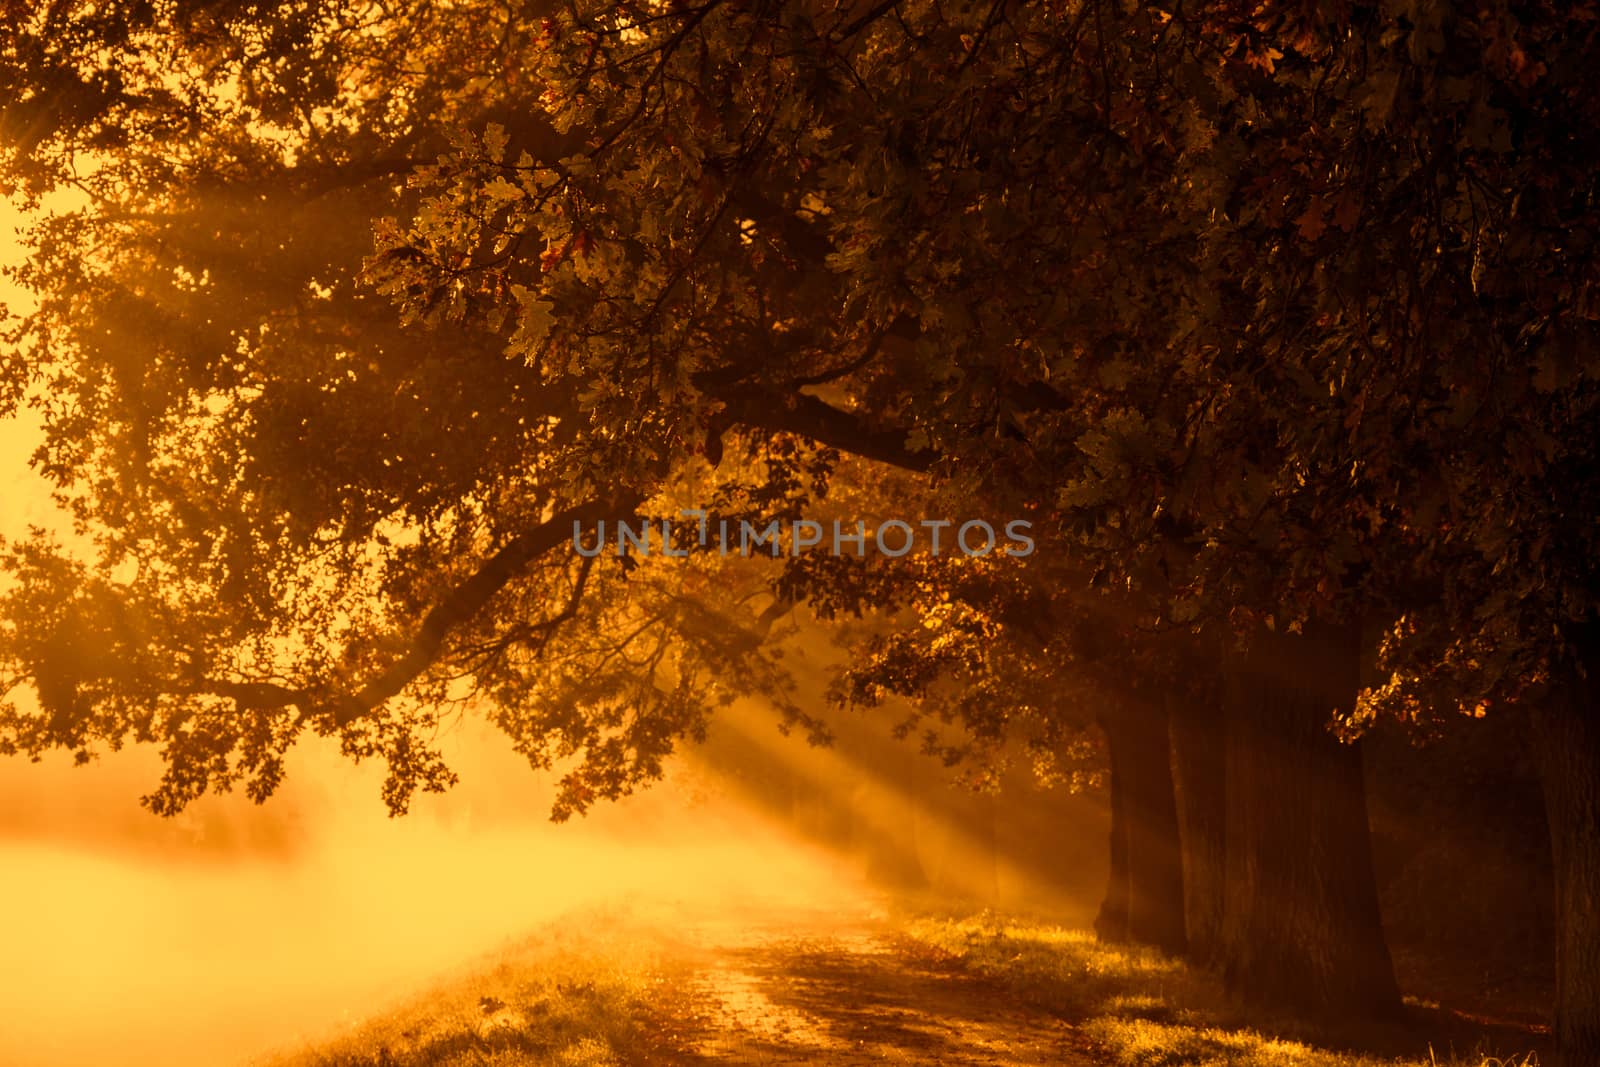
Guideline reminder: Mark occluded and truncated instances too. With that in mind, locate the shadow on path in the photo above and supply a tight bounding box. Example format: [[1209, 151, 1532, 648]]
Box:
[[653, 910, 1102, 1066]]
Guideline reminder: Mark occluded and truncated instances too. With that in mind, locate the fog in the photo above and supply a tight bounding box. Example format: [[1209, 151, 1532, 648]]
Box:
[[0, 721, 876, 1067], [0, 666, 1108, 1067]]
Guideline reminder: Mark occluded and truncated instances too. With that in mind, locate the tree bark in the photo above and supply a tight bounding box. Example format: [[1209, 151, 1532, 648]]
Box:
[[1095, 711, 1131, 942], [1533, 624, 1600, 1067], [1095, 699, 1187, 955], [1169, 679, 1228, 969], [1217, 621, 1400, 1018]]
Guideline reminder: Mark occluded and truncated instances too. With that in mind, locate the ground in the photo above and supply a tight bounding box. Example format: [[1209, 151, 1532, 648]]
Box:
[[655, 907, 1100, 1064], [263, 899, 1551, 1067]]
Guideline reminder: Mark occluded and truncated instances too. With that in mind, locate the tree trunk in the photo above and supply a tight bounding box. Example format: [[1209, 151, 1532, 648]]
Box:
[[1169, 680, 1228, 969], [1096, 700, 1187, 954], [1533, 624, 1600, 1067], [1095, 711, 1131, 942], [1217, 622, 1400, 1018]]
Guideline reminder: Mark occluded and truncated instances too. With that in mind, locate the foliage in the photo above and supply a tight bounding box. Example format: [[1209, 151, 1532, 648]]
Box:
[[360, 0, 1600, 728], [3, 0, 1599, 816]]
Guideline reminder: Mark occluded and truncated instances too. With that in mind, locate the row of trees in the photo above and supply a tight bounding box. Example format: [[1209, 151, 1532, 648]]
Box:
[[2, 0, 1596, 1060]]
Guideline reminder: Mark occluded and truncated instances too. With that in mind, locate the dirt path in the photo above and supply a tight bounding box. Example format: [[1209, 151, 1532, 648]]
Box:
[[650, 907, 1101, 1066]]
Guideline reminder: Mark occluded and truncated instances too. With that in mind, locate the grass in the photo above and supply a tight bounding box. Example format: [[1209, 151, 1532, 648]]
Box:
[[251, 902, 1547, 1067], [896, 912, 1547, 1067], [253, 905, 705, 1067]]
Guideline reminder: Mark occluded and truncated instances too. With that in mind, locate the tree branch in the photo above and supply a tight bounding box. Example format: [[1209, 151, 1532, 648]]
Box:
[[834, 0, 902, 42], [709, 382, 938, 473], [200, 678, 309, 711], [332, 496, 639, 725], [196, 497, 637, 726]]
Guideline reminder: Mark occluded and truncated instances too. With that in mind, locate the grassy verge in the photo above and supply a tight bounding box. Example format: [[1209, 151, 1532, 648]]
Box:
[[896, 912, 1547, 1067], [253, 905, 704, 1067], [252, 901, 1548, 1067]]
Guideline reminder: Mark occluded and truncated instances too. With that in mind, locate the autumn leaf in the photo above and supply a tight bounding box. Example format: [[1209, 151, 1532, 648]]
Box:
[[1295, 197, 1327, 241], [1247, 45, 1284, 74]]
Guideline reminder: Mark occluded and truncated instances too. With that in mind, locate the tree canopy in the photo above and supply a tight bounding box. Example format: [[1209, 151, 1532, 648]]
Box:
[[2, 0, 1598, 821]]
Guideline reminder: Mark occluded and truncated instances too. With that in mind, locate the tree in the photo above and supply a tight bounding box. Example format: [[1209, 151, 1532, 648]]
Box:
[[1165, 631, 1228, 968], [0, 0, 852, 819]]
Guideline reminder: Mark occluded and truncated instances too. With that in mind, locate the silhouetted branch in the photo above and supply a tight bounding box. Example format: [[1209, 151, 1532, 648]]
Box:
[[709, 383, 938, 473], [197, 497, 637, 726], [331, 496, 639, 725]]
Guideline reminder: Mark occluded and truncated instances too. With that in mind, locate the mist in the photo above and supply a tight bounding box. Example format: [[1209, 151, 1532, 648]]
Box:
[[0, 668, 1110, 1067], [0, 711, 890, 1067]]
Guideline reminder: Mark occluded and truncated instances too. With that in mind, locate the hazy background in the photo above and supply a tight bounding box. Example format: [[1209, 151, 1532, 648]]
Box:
[[0, 710, 899, 1066]]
